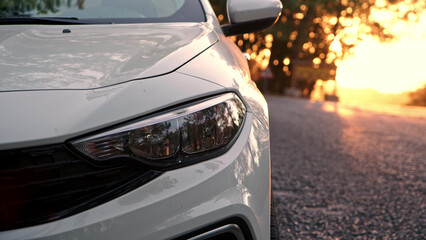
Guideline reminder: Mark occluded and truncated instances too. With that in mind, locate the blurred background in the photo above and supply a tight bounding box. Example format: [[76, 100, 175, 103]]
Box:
[[210, 0, 426, 108], [207, 2, 425, 238]]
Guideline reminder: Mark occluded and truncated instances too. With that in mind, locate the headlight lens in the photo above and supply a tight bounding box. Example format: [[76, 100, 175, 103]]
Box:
[[71, 93, 246, 168]]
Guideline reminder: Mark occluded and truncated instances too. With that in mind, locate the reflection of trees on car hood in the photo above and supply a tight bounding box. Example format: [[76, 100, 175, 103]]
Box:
[[0, 0, 85, 17], [0, 23, 217, 91]]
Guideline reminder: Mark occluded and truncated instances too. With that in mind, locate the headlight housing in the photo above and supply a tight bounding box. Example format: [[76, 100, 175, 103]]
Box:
[[71, 93, 246, 169]]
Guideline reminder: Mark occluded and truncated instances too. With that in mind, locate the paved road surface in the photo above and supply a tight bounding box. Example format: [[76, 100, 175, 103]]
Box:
[[267, 96, 425, 239]]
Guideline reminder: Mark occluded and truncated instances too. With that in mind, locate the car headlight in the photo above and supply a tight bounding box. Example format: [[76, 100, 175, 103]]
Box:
[[71, 93, 246, 168]]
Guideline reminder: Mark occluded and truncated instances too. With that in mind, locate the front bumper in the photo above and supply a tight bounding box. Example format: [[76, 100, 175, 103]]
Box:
[[0, 113, 271, 240]]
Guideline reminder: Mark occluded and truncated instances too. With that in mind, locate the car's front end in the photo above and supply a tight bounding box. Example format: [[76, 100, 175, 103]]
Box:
[[0, 0, 282, 239]]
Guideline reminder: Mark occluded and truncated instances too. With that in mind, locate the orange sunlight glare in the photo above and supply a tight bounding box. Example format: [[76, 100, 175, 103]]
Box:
[[335, 1, 426, 105]]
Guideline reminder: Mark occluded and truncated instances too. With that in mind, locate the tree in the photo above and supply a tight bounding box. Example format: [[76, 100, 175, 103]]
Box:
[[210, 0, 425, 94], [408, 84, 426, 107], [0, 0, 85, 17]]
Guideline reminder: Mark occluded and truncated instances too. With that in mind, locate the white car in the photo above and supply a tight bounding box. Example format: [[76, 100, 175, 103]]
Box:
[[0, 0, 282, 239]]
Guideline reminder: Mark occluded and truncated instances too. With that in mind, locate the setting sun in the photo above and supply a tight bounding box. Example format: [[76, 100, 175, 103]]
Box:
[[335, 0, 426, 105], [337, 36, 426, 94]]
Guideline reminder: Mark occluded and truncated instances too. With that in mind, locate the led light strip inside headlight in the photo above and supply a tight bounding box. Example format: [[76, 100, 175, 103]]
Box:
[[71, 93, 246, 168]]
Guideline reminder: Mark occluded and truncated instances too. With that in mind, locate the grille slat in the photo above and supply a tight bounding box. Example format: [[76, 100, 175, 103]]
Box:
[[0, 166, 125, 193], [0, 144, 161, 231], [0, 160, 81, 174], [20, 165, 126, 188]]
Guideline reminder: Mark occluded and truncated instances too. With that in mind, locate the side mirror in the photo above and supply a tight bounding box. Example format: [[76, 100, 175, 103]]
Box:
[[221, 0, 283, 36]]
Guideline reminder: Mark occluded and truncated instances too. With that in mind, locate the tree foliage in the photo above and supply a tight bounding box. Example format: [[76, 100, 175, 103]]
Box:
[[408, 84, 426, 107], [210, 0, 424, 93], [0, 0, 85, 17]]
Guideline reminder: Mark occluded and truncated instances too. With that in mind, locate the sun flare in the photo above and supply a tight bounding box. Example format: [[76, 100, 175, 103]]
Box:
[[336, 36, 426, 94], [334, 1, 426, 105]]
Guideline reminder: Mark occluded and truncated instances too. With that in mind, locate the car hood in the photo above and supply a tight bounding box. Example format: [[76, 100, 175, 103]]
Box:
[[0, 23, 218, 91]]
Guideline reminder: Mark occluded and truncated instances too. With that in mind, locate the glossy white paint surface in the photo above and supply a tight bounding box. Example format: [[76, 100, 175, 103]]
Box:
[[0, 72, 225, 150], [0, 114, 271, 240], [227, 0, 283, 24], [0, 23, 217, 91], [177, 34, 269, 129]]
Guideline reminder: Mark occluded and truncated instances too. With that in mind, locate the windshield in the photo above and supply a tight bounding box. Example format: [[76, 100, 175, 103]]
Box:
[[0, 0, 205, 24]]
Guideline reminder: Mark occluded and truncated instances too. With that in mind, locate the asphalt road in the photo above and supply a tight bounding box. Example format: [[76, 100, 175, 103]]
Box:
[[267, 96, 426, 239]]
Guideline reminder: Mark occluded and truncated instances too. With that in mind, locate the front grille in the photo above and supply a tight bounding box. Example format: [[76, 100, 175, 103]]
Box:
[[0, 144, 161, 231]]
